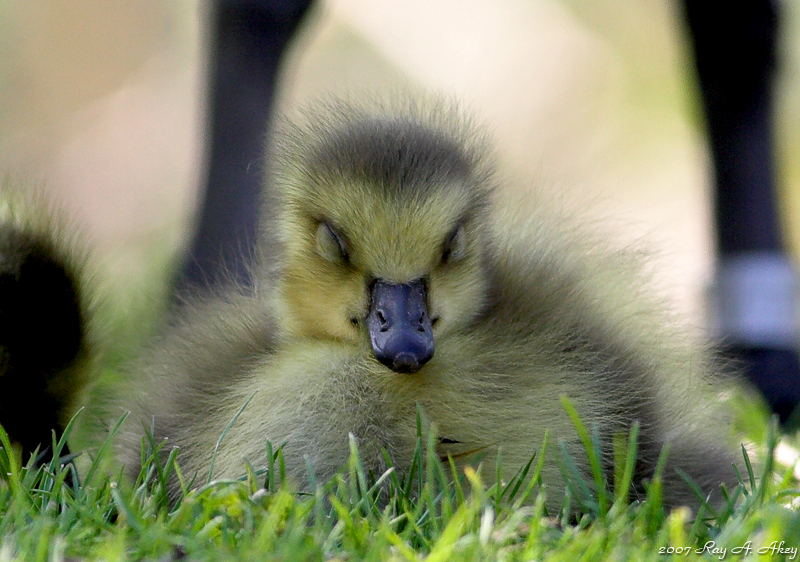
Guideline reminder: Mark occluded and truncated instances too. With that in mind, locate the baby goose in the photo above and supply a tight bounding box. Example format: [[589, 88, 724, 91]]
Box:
[[122, 98, 740, 508], [0, 184, 92, 464]]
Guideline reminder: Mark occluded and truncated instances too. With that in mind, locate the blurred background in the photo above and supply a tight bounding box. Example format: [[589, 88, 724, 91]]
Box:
[[2, 0, 800, 333]]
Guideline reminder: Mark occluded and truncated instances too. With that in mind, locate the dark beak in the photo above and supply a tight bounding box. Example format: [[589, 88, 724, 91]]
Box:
[[367, 279, 434, 373]]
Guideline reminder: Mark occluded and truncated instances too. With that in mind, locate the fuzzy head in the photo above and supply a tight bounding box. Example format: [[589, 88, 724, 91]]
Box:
[[268, 100, 495, 371]]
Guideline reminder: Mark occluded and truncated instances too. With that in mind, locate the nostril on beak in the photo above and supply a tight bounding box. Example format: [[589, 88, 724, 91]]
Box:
[[417, 312, 427, 332], [377, 310, 389, 332]]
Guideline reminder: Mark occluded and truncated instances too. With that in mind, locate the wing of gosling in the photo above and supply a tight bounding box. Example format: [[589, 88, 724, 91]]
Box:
[[451, 204, 742, 508], [0, 181, 95, 462], [116, 283, 280, 494]]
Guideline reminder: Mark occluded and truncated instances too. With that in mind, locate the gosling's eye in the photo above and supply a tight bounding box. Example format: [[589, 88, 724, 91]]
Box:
[[441, 224, 466, 264], [316, 221, 349, 263]]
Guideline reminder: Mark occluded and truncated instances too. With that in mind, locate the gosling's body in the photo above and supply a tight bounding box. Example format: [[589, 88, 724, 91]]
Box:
[[122, 99, 739, 507], [0, 185, 92, 462]]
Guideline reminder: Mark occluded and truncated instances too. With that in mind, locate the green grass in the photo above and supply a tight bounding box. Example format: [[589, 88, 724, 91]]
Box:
[[1, 398, 799, 561]]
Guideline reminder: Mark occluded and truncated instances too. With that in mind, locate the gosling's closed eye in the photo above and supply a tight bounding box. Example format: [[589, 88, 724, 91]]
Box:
[[316, 221, 349, 263], [441, 224, 466, 263]]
